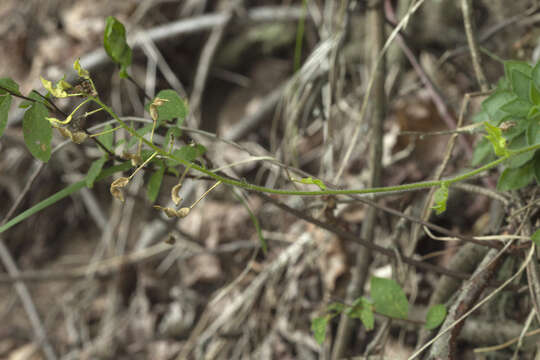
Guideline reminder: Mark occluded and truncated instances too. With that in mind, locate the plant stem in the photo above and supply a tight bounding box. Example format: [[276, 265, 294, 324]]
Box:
[[92, 96, 540, 197]]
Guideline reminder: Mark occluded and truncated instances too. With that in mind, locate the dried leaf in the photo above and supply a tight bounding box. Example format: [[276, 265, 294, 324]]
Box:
[[110, 177, 129, 202], [171, 183, 183, 205]]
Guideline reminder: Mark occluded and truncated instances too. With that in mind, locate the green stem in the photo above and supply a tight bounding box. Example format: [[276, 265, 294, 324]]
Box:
[[92, 97, 540, 196], [0, 162, 132, 234]]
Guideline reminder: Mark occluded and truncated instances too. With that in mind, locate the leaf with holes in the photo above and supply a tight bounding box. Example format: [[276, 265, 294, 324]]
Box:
[[23, 102, 51, 162]]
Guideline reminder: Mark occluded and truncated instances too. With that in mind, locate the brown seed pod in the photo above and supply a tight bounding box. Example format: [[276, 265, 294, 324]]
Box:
[[110, 177, 129, 202]]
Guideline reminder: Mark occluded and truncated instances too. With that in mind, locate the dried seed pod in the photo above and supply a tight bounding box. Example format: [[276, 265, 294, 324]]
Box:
[[176, 207, 190, 218], [71, 131, 87, 144], [110, 177, 129, 202], [153, 205, 178, 218], [57, 127, 73, 139], [149, 97, 169, 121], [171, 183, 183, 205]]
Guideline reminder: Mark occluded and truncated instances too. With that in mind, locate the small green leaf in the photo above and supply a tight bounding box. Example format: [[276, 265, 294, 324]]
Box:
[[292, 177, 327, 190], [471, 137, 494, 166], [103, 16, 132, 78], [484, 122, 509, 157], [497, 161, 535, 191], [126, 124, 153, 148], [532, 62, 540, 94], [371, 277, 409, 320], [98, 124, 114, 152], [347, 297, 374, 331], [532, 229, 540, 246], [533, 152, 540, 184], [311, 316, 328, 345], [432, 183, 449, 215], [481, 91, 515, 125], [530, 80, 540, 105], [0, 78, 21, 96], [327, 302, 346, 314], [527, 119, 540, 146], [86, 156, 107, 188], [507, 133, 535, 168], [0, 94, 12, 137], [23, 102, 52, 162], [425, 304, 447, 330], [504, 60, 532, 80], [73, 58, 90, 80], [147, 161, 165, 203], [170, 144, 206, 163], [500, 98, 531, 117], [148, 90, 188, 125], [511, 69, 532, 101], [40, 76, 72, 98]]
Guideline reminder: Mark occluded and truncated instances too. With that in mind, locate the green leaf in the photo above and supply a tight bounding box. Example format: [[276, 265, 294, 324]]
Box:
[[0, 94, 11, 137], [497, 161, 535, 191], [504, 60, 532, 80], [530, 80, 540, 105], [500, 98, 531, 117], [73, 58, 90, 80], [311, 316, 328, 345], [432, 183, 449, 215], [169, 144, 206, 164], [471, 137, 494, 166], [147, 161, 165, 203], [484, 122, 509, 157], [40, 76, 71, 98], [533, 152, 540, 184], [103, 16, 132, 78], [507, 133, 535, 168], [86, 156, 107, 188], [527, 119, 540, 146], [472, 109, 489, 123], [370, 277, 409, 320], [511, 69, 532, 101], [327, 302, 346, 314], [0, 78, 21, 96], [23, 102, 51, 162], [481, 91, 515, 125], [148, 90, 188, 125], [98, 124, 114, 152], [425, 304, 447, 330], [292, 177, 327, 190], [347, 297, 374, 331], [126, 123, 153, 148], [532, 229, 540, 247], [532, 62, 540, 94]]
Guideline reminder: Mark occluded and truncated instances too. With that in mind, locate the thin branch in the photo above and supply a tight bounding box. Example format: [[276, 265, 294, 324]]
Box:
[[461, 0, 489, 91]]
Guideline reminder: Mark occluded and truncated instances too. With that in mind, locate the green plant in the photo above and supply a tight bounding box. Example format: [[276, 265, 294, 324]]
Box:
[[1, 16, 539, 350]]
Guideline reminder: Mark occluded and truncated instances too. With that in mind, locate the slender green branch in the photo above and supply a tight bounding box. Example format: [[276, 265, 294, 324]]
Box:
[[92, 96, 540, 197]]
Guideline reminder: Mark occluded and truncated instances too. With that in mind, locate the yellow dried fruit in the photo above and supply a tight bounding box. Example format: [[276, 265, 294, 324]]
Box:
[[177, 207, 190, 218], [71, 131, 87, 144], [171, 182, 183, 205]]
